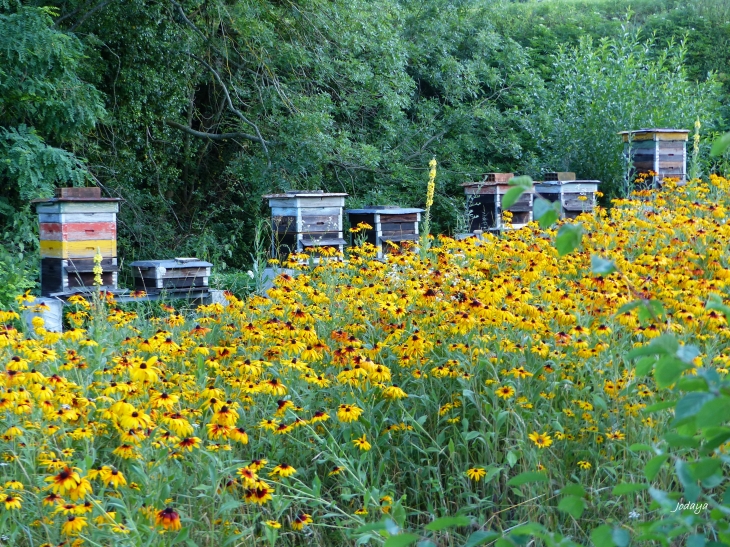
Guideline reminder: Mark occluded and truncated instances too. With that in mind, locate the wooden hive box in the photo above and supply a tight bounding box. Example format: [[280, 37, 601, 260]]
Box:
[[263, 190, 348, 259], [619, 129, 689, 183], [346, 206, 424, 258], [462, 173, 534, 232], [535, 176, 601, 220], [33, 187, 121, 296], [129, 258, 212, 294]]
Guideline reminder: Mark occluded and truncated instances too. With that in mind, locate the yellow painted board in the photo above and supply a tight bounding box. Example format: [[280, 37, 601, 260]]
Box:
[[40, 239, 117, 259], [621, 132, 689, 142]]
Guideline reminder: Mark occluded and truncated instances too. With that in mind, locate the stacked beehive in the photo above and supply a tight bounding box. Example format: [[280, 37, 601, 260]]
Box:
[[620, 128, 689, 183], [34, 187, 121, 296], [264, 191, 348, 258], [129, 258, 212, 295], [535, 172, 601, 219], [462, 173, 534, 232], [346, 206, 423, 258]]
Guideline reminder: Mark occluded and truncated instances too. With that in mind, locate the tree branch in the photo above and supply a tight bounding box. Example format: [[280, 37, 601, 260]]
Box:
[[164, 120, 261, 143], [68, 0, 115, 32], [189, 53, 271, 165]]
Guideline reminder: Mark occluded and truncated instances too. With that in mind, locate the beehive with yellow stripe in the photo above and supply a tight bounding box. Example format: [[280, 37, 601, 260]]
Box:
[[33, 188, 122, 296]]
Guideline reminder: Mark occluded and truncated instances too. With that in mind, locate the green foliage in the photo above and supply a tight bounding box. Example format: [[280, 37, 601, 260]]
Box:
[[542, 27, 721, 197]]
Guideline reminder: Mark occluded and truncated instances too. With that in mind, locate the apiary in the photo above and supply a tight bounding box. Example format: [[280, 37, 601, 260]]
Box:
[[619, 128, 689, 183], [462, 173, 534, 232], [33, 187, 121, 296], [263, 190, 348, 258], [535, 174, 601, 219], [346, 206, 424, 258], [129, 258, 212, 295]]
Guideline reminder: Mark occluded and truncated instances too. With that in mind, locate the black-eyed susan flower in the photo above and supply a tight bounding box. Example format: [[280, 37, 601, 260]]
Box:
[[155, 507, 182, 531], [270, 463, 296, 478], [61, 515, 88, 535], [528, 432, 553, 449], [336, 404, 363, 423], [352, 434, 371, 451], [465, 467, 487, 481]]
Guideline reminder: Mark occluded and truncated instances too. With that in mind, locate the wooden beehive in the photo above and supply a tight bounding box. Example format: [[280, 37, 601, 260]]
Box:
[[619, 129, 689, 183], [33, 187, 121, 296], [346, 206, 424, 258], [462, 174, 534, 232], [535, 176, 601, 220], [129, 258, 212, 295], [263, 190, 348, 258]]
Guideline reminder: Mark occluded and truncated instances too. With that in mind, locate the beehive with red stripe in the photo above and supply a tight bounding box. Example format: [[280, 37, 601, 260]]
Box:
[[33, 188, 122, 296]]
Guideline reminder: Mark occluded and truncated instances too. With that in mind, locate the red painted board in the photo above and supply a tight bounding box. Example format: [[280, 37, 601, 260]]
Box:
[[40, 222, 116, 241]]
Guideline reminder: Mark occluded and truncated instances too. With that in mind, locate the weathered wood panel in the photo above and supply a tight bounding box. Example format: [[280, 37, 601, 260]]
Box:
[[40, 222, 116, 241]]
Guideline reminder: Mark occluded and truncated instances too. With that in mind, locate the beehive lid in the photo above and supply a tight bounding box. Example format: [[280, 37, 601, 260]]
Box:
[[346, 206, 424, 214], [535, 179, 601, 186], [619, 129, 690, 142], [461, 172, 515, 186], [262, 190, 348, 198], [130, 258, 213, 269], [32, 186, 122, 204]]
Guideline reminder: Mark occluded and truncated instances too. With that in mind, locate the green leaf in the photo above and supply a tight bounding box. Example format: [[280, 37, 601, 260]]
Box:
[[561, 483, 586, 497], [590, 255, 617, 275], [384, 534, 420, 547], [711, 132, 730, 157], [654, 356, 687, 388], [507, 472, 548, 486], [611, 528, 630, 547], [635, 356, 655, 376], [508, 175, 534, 188], [665, 432, 699, 448], [591, 525, 615, 547], [629, 443, 654, 452], [502, 186, 527, 210], [690, 458, 721, 480], [355, 520, 388, 535], [424, 516, 470, 531], [555, 223, 583, 256], [706, 293, 730, 318], [644, 454, 670, 481], [558, 495, 585, 518], [534, 198, 561, 229], [615, 300, 643, 316], [676, 459, 700, 502], [463, 531, 500, 547], [612, 482, 649, 495], [643, 400, 676, 413], [674, 392, 714, 423], [686, 535, 706, 547]]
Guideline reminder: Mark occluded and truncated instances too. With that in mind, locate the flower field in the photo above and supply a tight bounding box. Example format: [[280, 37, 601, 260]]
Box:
[[2, 176, 730, 546]]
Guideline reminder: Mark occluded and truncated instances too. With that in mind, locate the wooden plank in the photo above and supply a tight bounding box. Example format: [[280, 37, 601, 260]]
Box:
[[301, 231, 342, 242], [379, 222, 416, 232], [135, 277, 209, 291], [381, 234, 419, 243], [39, 222, 116, 241], [35, 202, 119, 214], [66, 258, 118, 272], [301, 216, 340, 232], [300, 239, 346, 247], [55, 187, 101, 198], [379, 213, 418, 223], [132, 266, 211, 280], [38, 212, 116, 224], [40, 239, 117, 259], [68, 271, 117, 288]]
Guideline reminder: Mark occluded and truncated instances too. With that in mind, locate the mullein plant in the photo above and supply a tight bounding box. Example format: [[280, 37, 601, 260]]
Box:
[[419, 157, 437, 259], [689, 117, 702, 181]]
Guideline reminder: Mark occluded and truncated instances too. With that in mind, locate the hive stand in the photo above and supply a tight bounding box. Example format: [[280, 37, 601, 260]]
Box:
[[462, 173, 534, 233], [346, 206, 424, 258], [263, 190, 348, 260], [619, 128, 689, 184], [33, 187, 121, 297], [535, 173, 601, 219]]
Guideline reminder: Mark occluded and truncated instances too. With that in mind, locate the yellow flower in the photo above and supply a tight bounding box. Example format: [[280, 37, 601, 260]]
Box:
[[465, 467, 487, 481], [352, 434, 371, 451], [495, 385, 515, 399], [528, 432, 553, 449], [337, 404, 364, 423], [265, 520, 281, 529], [577, 461, 592, 469]]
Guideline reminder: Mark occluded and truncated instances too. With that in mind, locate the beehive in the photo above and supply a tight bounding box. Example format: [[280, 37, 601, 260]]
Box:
[[346, 206, 424, 258], [535, 174, 601, 219], [619, 129, 689, 183], [263, 191, 348, 258], [129, 258, 212, 295], [462, 174, 534, 232], [33, 187, 121, 296]]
